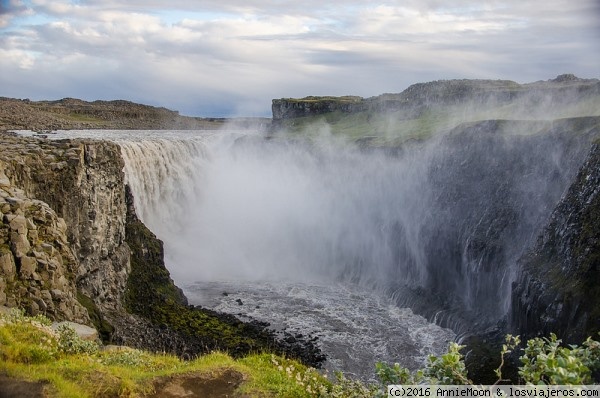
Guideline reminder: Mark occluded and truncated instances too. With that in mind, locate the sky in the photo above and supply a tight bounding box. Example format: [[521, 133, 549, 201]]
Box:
[[0, 1, 599, 117]]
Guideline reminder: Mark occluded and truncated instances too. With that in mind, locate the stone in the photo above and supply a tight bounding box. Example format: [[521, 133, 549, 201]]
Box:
[[3, 214, 17, 223], [50, 162, 67, 171], [9, 214, 28, 234], [0, 252, 16, 279], [56, 218, 67, 233], [41, 243, 55, 255], [5, 197, 22, 211], [40, 290, 52, 302], [39, 270, 50, 282], [52, 321, 98, 341], [19, 256, 37, 278], [28, 300, 39, 315], [25, 217, 37, 230], [33, 297, 47, 312], [0, 174, 10, 189], [10, 231, 30, 257], [28, 229, 38, 241]]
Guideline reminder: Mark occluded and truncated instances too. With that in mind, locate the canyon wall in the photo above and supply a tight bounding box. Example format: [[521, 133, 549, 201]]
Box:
[[0, 134, 130, 314], [511, 143, 600, 343]]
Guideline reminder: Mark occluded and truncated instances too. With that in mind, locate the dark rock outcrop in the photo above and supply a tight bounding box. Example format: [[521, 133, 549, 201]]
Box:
[[384, 118, 600, 333], [511, 143, 600, 343], [272, 96, 364, 120]]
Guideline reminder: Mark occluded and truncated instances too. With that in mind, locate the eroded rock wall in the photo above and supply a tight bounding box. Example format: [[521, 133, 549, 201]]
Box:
[[0, 134, 130, 319], [0, 144, 89, 323], [511, 144, 600, 343]]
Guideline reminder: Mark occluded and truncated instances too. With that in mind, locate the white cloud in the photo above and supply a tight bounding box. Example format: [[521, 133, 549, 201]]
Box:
[[0, 0, 598, 116]]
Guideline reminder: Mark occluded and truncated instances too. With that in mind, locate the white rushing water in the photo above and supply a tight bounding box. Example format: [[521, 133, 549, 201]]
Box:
[[186, 280, 454, 381], [28, 129, 456, 380]]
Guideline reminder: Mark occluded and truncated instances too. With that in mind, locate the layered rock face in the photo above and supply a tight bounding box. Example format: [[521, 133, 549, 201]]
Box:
[[0, 139, 91, 323], [272, 96, 364, 120], [0, 134, 130, 313], [511, 144, 600, 343]]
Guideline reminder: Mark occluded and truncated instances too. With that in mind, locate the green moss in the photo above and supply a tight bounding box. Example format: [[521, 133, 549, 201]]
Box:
[[0, 312, 327, 397], [0, 243, 11, 255], [76, 291, 114, 343], [66, 113, 103, 123]]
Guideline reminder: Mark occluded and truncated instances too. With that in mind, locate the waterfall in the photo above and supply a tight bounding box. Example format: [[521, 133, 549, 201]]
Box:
[[116, 124, 592, 331], [120, 137, 212, 236]]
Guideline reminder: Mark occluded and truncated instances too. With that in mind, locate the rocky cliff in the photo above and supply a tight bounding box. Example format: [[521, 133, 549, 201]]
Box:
[[0, 134, 130, 314], [0, 162, 89, 324], [511, 143, 600, 343], [272, 96, 364, 120]]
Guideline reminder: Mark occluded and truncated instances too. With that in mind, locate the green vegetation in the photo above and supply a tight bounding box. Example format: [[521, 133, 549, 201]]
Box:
[[275, 92, 600, 146], [0, 309, 333, 397], [76, 291, 114, 343], [280, 96, 363, 103], [1, 310, 600, 397]]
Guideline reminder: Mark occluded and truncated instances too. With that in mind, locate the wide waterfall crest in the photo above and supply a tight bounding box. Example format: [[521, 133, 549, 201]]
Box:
[[114, 125, 592, 333]]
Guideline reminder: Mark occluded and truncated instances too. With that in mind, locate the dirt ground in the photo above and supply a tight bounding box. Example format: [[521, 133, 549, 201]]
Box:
[[149, 368, 246, 398], [0, 374, 49, 398]]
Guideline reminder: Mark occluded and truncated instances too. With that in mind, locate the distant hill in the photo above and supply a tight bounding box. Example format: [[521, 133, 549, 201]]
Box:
[[271, 74, 600, 145], [0, 97, 270, 132]]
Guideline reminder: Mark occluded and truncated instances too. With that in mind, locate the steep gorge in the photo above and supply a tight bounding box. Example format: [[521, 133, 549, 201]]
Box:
[[1, 75, 600, 381]]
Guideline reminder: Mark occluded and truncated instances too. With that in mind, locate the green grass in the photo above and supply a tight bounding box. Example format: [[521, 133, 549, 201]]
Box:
[[65, 113, 104, 123], [0, 310, 332, 397], [274, 94, 600, 146]]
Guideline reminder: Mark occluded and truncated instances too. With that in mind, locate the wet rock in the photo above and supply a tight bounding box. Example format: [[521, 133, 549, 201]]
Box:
[[511, 144, 600, 343]]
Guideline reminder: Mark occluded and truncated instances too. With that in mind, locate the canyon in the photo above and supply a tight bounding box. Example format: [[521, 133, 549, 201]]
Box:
[[1, 74, 599, 382]]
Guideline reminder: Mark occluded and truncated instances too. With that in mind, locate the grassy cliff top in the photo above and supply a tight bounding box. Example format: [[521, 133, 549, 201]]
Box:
[[272, 76, 600, 145], [0, 309, 333, 397]]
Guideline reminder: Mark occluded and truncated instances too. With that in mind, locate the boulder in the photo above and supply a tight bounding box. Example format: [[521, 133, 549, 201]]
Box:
[[52, 321, 99, 341]]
